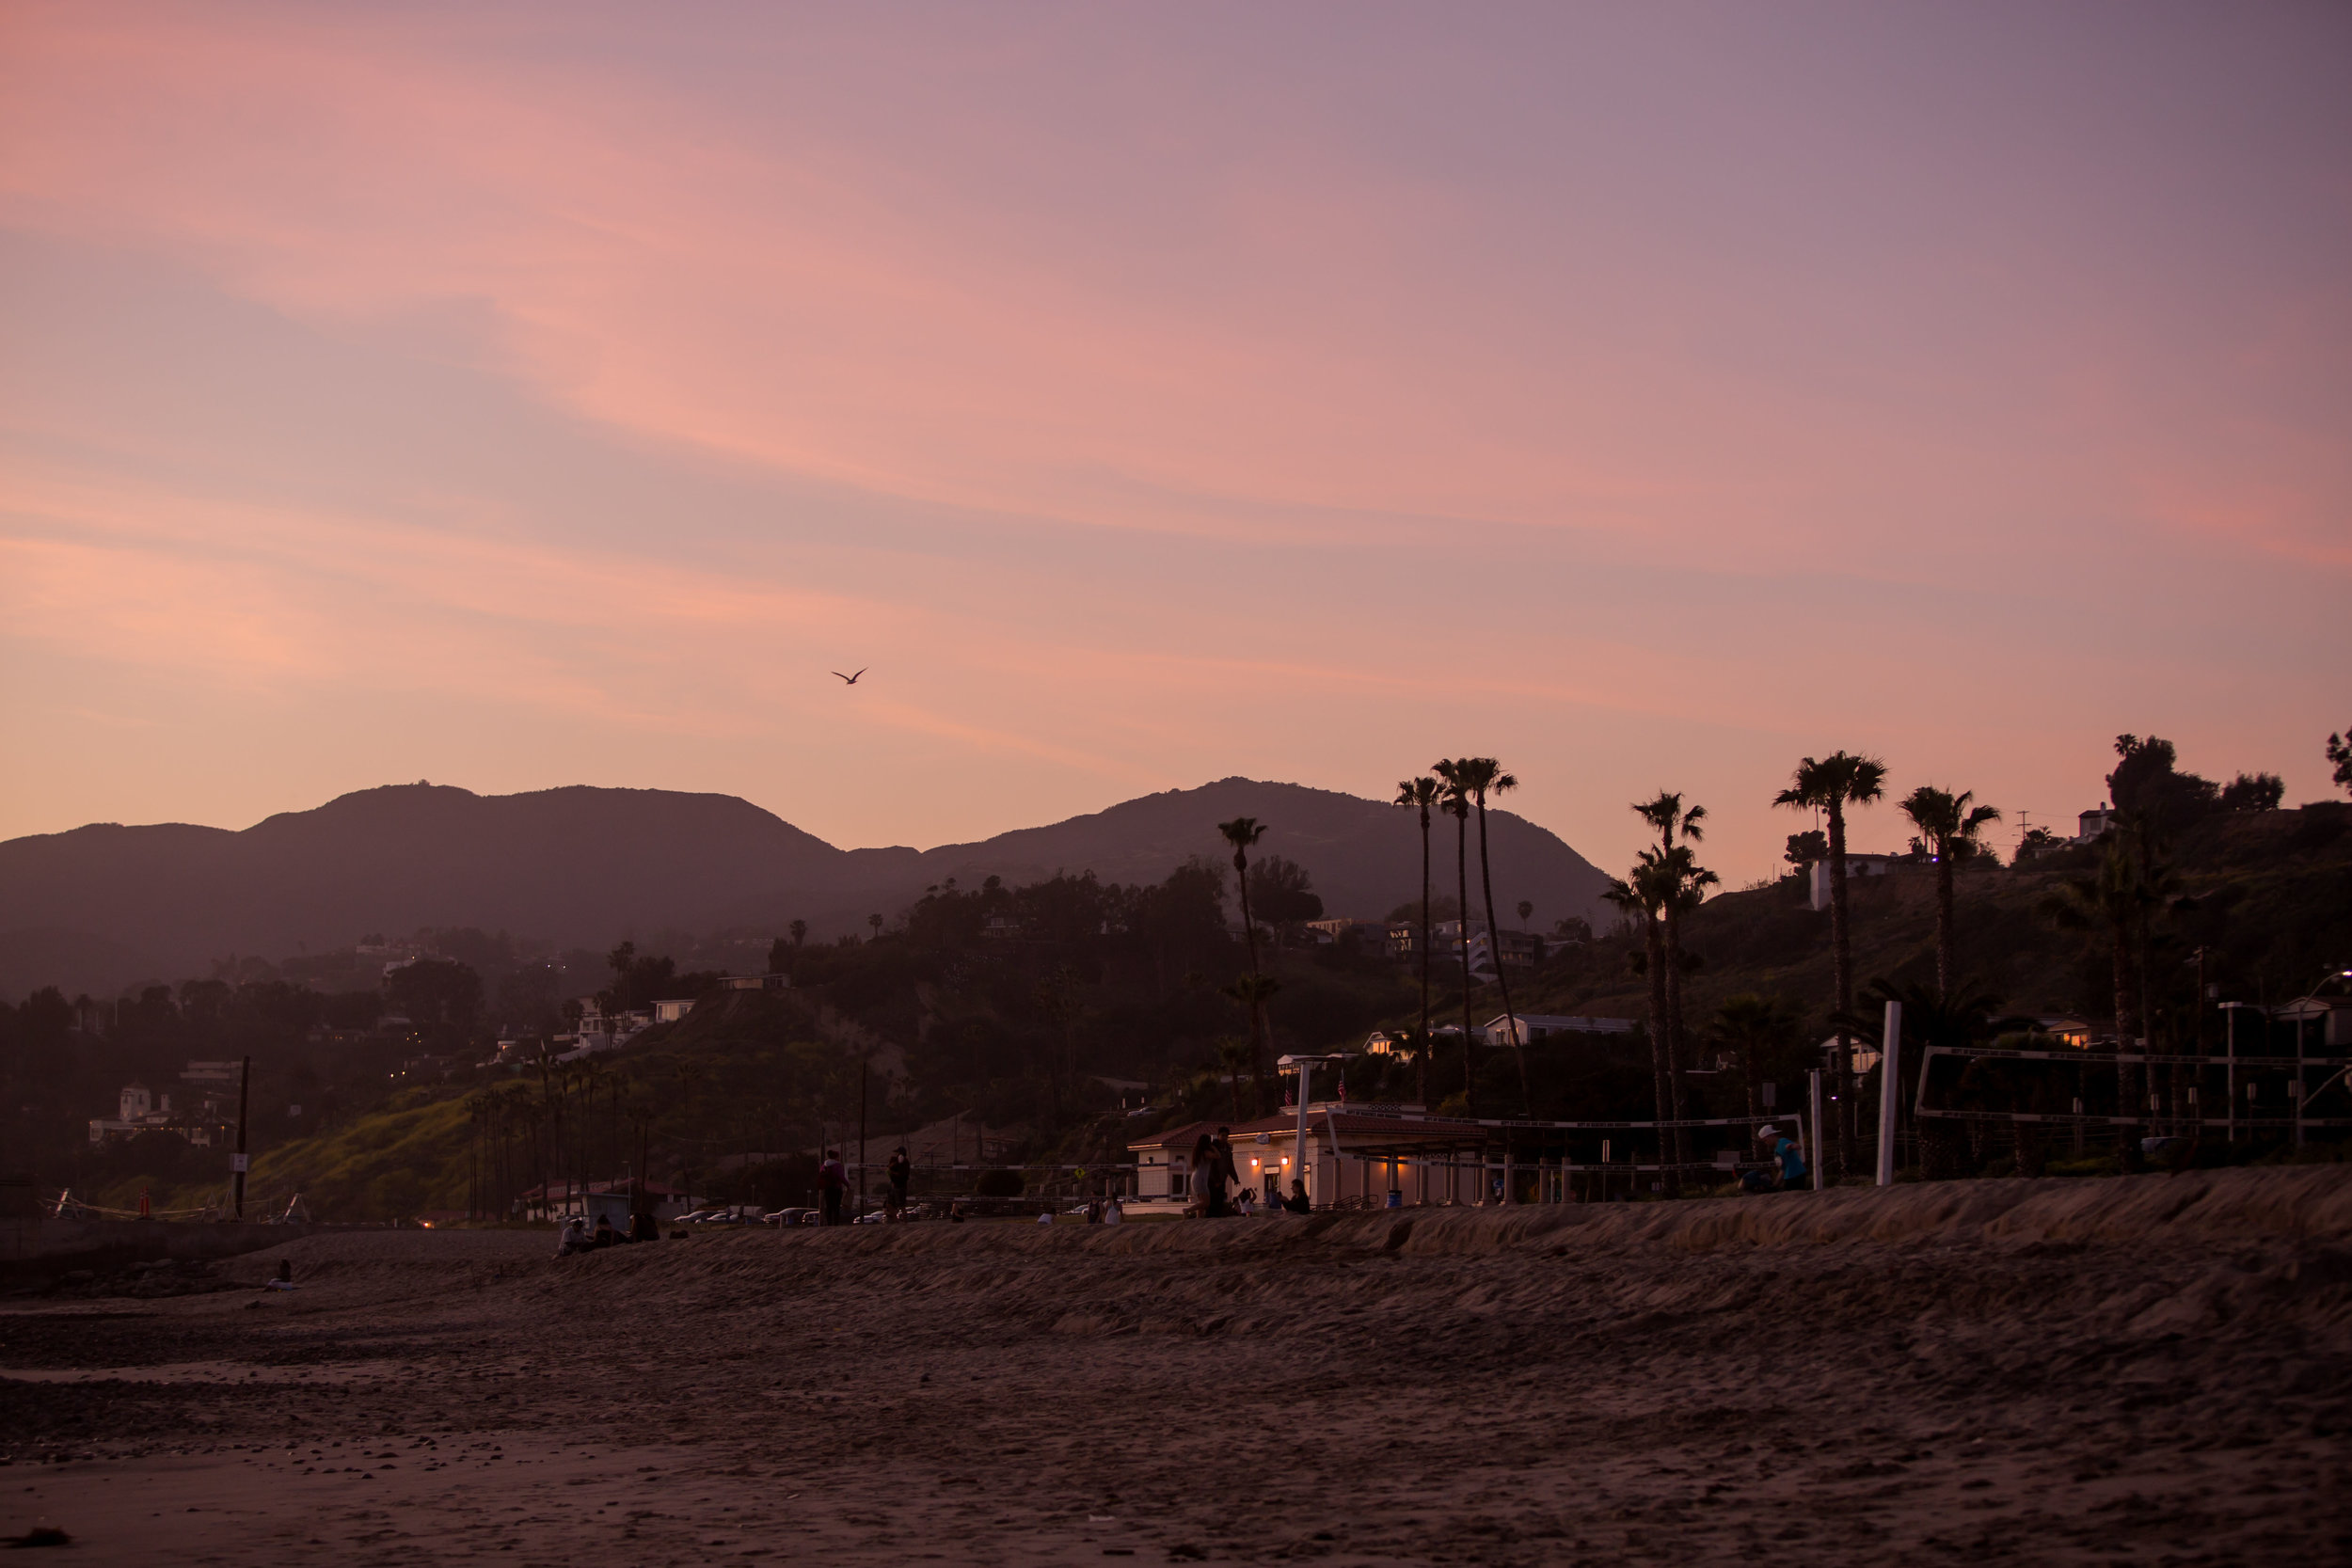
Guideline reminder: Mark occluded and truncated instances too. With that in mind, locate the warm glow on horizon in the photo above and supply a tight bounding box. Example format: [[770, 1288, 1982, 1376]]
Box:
[[2, 3, 2345, 884]]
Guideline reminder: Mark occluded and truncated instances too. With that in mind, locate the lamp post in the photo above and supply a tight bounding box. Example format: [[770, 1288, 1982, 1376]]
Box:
[[1280, 1053, 1353, 1209]]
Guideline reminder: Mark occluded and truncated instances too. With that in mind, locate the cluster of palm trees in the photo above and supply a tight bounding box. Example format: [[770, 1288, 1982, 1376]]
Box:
[[1600, 794, 1718, 1180], [1591, 753, 2002, 1181], [1219, 749, 2009, 1174], [464, 1050, 660, 1222]]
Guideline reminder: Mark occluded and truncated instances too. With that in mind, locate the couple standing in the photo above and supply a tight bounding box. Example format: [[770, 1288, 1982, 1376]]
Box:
[[1190, 1127, 1241, 1217]]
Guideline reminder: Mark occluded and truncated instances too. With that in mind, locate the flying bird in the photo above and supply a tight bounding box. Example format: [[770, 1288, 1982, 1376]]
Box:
[[833, 668, 866, 685]]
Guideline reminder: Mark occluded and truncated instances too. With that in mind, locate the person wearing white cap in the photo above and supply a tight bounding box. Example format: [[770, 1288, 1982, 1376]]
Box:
[[1752, 1124, 1807, 1191]]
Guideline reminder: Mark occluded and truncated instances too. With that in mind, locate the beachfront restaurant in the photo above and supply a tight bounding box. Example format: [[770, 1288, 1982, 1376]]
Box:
[[1130, 1106, 1497, 1210]]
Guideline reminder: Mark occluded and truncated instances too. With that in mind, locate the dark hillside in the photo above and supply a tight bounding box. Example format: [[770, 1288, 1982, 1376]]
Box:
[[0, 777, 1611, 998], [1505, 800, 2352, 1051]]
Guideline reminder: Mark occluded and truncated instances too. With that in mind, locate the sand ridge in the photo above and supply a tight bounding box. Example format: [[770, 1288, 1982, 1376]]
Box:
[[5, 1165, 2350, 1563]]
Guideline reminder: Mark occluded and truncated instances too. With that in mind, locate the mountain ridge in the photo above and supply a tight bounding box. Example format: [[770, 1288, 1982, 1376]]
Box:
[[0, 778, 1613, 999]]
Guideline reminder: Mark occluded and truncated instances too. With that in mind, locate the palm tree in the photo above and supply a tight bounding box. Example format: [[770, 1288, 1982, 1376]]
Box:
[[1437, 784, 1479, 1114], [1216, 816, 1273, 1108], [1712, 993, 1802, 1122], [1438, 757, 1530, 1112], [789, 919, 808, 947], [1394, 777, 1443, 1108], [2042, 841, 2141, 1119], [1773, 751, 1887, 1177], [1632, 793, 1708, 1098], [1655, 842, 1719, 1144], [1898, 785, 2001, 999], [1604, 858, 1678, 1177]]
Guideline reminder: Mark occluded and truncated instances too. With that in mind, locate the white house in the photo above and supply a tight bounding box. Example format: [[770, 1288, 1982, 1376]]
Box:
[[1808, 854, 1910, 911], [2075, 803, 2117, 842], [1481, 1013, 1636, 1046]]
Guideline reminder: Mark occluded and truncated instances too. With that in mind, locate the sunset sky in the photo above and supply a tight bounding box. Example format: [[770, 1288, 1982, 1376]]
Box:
[[2, 3, 2345, 887]]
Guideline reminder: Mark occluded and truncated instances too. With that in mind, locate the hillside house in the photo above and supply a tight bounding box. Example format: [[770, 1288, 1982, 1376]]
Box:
[[1808, 854, 1912, 911], [1481, 1013, 1636, 1046]]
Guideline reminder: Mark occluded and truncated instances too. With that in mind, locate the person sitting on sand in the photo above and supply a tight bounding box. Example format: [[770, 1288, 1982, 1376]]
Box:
[[1754, 1125, 1807, 1191], [591, 1213, 618, 1248], [1103, 1194, 1123, 1226], [556, 1216, 590, 1257], [629, 1209, 659, 1243], [1283, 1178, 1311, 1215], [259, 1259, 295, 1291]]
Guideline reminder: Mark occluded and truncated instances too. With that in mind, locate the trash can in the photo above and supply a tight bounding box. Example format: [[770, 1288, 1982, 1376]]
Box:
[[1385, 1190, 1403, 1209]]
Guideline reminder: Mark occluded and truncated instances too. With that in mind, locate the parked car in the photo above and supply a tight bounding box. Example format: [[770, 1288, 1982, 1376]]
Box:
[[764, 1208, 817, 1227]]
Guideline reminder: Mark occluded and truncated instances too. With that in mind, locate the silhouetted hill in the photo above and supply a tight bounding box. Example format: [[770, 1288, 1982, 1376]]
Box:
[[0, 778, 1611, 998], [862, 777, 1608, 935]]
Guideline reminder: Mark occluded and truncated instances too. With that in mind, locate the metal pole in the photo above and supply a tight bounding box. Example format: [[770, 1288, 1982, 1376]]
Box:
[[1876, 1002, 1901, 1187], [232, 1054, 251, 1220], [1807, 1069, 1826, 1192], [857, 1060, 869, 1218], [2296, 1012, 2307, 1151], [1295, 1058, 1312, 1205]]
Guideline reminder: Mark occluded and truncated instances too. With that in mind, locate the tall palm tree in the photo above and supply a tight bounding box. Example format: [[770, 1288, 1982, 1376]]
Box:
[[1394, 776, 1443, 1108], [1655, 842, 1719, 1146], [1439, 757, 1530, 1112], [1898, 785, 2001, 1000], [1604, 858, 1678, 1179], [1773, 751, 1887, 1177], [1216, 816, 1273, 1108], [1632, 793, 1708, 1100], [1712, 992, 1802, 1122], [2042, 841, 2141, 1120], [1438, 784, 1478, 1114]]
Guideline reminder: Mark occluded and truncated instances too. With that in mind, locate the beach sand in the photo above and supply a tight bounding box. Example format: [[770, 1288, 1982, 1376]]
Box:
[[6, 1166, 2350, 1564]]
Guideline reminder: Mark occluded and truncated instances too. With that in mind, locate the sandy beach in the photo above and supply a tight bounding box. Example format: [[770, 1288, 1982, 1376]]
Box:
[[6, 1167, 2351, 1565]]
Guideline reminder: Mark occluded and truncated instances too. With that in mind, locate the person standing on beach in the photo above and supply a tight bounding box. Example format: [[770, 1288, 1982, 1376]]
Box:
[[885, 1146, 912, 1222], [1191, 1132, 1221, 1217], [1209, 1128, 1240, 1217], [818, 1148, 848, 1226]]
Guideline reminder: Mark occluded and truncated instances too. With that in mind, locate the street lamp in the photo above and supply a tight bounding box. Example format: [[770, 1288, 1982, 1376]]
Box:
[[1277, 1053, 1353, 1209]]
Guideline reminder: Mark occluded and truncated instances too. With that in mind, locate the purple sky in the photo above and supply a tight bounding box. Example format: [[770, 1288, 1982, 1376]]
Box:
[[2, 3, 2345, 887]]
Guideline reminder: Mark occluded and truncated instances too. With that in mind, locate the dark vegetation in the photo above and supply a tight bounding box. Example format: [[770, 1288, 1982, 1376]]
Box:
[[5, 733, 2347, 1219]]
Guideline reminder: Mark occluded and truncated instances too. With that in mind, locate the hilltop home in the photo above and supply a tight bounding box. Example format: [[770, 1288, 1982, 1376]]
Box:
[[1481, 1013, 1636, 1046], [1808, 854, 1913, 911]]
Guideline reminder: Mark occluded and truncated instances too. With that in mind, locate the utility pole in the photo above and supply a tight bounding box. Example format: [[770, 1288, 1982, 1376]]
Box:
[[232, 1055, 251, 1220], [1875, 1002, 1901, 1187], [857, 1058, 869, 1221]]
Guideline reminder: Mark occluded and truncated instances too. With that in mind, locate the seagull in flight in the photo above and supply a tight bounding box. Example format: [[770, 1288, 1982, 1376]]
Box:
[[833, 668, 867, 686]]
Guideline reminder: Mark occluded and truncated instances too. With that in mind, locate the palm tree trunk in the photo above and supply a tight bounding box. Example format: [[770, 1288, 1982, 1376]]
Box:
[[1935, 850, 1955, 1001], [1827, 798, 1854, 1179], [1661, 899, 1690, 1177], [1454, 810, 1477, 1116], [1645, 913, 1672, 1182], [2113, 922, 2137, 1120], [1234, 854, 1269, 1114], [1417, 804, 1433, 1110], [1472, 794, 1531, 1114]]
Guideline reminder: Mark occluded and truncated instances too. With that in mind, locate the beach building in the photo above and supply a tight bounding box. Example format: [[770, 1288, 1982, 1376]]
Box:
[[87, 1082, 174, 1145], [1129, 1103, 1495, 1210]]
